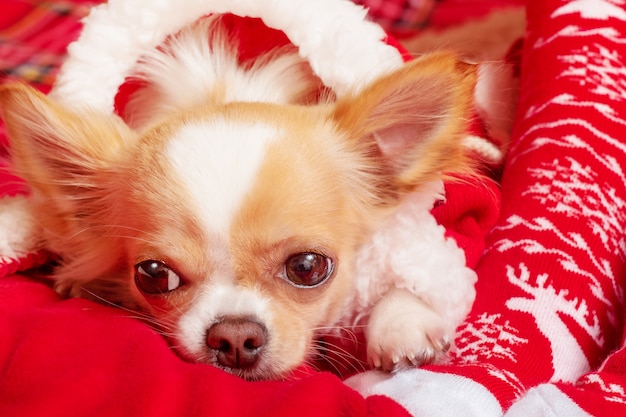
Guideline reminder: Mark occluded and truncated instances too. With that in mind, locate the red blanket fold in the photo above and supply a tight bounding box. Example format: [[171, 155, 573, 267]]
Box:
[[0, 274, 411, 417]]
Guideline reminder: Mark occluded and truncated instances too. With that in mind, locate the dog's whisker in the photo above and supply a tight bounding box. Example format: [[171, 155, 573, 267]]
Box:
[[309, 339, 368, 375], [80, 287, 180, 335], [313, 325, 365, 346]]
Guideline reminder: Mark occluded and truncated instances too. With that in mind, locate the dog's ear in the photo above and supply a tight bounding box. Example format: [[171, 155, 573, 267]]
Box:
[[0, 83, 134, 200], [0, 83, 138, 297], [333, 52, 477, 195]]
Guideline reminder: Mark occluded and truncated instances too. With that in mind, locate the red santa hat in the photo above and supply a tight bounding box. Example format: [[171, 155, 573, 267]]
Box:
[[51, 0, 406, 109], [49, 0, 508, 171]]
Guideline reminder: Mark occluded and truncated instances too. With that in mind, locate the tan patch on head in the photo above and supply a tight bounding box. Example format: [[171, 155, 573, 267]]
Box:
[[225, 104, 378, 368]]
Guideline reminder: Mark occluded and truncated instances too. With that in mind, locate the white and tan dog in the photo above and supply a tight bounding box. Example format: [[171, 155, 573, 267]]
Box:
[[0, 2, 488, 380]]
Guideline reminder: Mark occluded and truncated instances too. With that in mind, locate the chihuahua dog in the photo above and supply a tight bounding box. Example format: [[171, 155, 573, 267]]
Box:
[[0, 17, 478, 380]]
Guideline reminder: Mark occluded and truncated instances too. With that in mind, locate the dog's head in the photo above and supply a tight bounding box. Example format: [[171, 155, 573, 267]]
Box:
[[0, 52, 476, 379]]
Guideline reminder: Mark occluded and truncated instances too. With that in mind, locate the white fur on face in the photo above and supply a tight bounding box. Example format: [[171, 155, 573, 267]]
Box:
[[176, 282, 272, 359], [165, 118, 287, 368], [166, 118, 279, 237]]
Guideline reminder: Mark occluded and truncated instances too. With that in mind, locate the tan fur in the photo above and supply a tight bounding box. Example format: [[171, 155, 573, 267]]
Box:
[[0, 45, 478, 379], [0, 84, 136, 300], [334, 54, 477, 192]]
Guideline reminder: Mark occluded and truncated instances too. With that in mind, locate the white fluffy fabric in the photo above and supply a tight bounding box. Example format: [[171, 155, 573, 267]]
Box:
[[51, 0, 403, 112], [347, 181, 477, 339], [0, 196, 40, 260]]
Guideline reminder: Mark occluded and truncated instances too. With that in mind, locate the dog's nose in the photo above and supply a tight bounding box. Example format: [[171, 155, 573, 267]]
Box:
[[206, 319, 267, 370]]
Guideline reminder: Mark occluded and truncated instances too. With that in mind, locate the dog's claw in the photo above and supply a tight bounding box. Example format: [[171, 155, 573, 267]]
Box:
[[442, 336, 452, 352], [430, 335, 451, 353], [372, 356, 382, 369]]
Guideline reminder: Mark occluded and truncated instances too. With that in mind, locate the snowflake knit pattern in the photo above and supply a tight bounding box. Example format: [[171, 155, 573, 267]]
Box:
[[349, 1, 626, 415]]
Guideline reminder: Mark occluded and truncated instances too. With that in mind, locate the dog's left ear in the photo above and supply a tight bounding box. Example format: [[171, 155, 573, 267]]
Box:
[[333, 52, 477, 195]]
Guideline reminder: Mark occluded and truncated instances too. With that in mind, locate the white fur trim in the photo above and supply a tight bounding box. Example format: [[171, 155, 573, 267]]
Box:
[[177, 283, 272, 359], [0, 196, 40, 260], [50, 0, 403, 112], [347, 181, 477, 338], [345, 369, 502, 417]]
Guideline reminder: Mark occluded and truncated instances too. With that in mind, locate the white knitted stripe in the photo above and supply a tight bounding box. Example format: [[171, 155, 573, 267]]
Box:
[[505, 384, 591, 417], [346, 369, 502, 417]]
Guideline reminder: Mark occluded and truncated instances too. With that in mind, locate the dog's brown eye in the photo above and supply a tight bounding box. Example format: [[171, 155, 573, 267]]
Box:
[[134, 260, 182, 294], [284, 252, 334, 288]]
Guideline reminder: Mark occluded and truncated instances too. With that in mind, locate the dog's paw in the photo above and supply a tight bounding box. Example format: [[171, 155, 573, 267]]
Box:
[[366, 288, 451, 372]]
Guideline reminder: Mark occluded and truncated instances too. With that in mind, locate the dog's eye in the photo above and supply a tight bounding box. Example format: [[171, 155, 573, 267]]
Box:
[[284, 252, 334, 288], [134, 260, 182, 294]]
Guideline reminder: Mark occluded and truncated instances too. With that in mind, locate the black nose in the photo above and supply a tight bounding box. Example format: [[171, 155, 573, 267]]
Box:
[[206, 319, 267, 370]]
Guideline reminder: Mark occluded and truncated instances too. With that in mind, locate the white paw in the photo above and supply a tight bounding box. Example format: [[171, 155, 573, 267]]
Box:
[[366, 288, 450, 371]]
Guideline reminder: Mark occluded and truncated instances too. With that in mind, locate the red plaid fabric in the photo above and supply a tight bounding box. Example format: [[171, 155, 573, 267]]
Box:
[[0, 0, 101, 174], [353, 0, 439, 35], [0, 0, 99, 92], [355, 0, 525, 38]]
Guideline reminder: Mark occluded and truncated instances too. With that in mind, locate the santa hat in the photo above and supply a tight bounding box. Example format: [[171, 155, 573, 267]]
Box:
[[51, 0, 505, 158], [50, 0, 406, 109]]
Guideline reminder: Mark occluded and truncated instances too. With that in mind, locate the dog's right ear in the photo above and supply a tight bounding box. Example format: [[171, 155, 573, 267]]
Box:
[[0, 83, 134, 199]]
